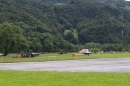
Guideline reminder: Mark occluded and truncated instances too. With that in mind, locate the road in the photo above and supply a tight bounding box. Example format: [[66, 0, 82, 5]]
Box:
[[0, 58, 130, 72]]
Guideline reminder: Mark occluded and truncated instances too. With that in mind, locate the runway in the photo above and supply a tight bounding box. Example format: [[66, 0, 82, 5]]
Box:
[[0, 58, 130, 72]]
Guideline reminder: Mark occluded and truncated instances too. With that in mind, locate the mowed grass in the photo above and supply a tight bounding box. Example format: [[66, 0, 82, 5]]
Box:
[[0, 52, 130, 63], [0, 53, 130, 86], [0, 70, 130, 86]]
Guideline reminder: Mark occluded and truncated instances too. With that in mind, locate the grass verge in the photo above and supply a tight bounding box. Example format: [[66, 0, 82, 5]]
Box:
[[0, 52, 130, 63], [0, 70, 130, 86]]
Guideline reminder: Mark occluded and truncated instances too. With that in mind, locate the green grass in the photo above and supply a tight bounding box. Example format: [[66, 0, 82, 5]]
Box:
[[1, 53, 130, 86], [0, 70, 130, 86], [0, 52, 130, 63]]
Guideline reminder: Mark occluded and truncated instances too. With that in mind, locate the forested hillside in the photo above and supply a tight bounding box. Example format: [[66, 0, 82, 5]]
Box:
[[38, 0, 130, 8], [1, 0, 130, 53]]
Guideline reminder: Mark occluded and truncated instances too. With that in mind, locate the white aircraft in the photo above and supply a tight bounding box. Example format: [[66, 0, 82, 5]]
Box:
[[79, 49, 92, 55]]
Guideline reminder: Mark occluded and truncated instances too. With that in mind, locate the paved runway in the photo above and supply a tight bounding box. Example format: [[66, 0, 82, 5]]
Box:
[[0, 58, 130, 72]]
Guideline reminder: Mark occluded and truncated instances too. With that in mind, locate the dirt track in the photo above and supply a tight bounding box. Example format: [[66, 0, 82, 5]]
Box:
[[0, 58, 130, 72]]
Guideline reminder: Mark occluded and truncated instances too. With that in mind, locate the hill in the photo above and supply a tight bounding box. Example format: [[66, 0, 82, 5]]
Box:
[[1, 0, 130, 52]]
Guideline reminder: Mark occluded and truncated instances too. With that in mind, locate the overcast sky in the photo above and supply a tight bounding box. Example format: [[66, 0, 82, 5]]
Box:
[[125, 0, 130, 1]]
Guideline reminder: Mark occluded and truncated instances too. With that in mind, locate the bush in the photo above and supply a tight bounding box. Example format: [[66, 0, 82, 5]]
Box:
[[92, 48, 99, 53]]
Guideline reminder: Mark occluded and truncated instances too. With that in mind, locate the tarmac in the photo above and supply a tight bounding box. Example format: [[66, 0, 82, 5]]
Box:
[[0, 58, 130, 72]]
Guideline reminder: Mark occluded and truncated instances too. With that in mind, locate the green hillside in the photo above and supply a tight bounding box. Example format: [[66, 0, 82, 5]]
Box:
[[1, 0, 130, 53]]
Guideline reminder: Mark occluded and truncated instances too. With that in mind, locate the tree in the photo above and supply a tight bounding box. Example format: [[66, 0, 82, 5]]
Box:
[[84, 42, 100, 49], [92, 48, 99, 53], [0, 22, 28, 56], [116, 44, 124, 53]]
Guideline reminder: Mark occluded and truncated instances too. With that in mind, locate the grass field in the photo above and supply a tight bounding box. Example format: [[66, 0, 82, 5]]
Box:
[[0, 52, 130, 63], [0, 70, 130, 86], [0, 53, 130, 86]]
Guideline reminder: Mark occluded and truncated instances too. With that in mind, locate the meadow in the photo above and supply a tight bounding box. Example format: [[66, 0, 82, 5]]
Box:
[[0, 52, 130, 63], [1, 52, 130, 86], [0, 70, 130, 86]]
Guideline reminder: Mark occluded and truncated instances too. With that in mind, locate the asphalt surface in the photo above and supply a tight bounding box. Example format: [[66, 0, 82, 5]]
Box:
[[0, 58, 130, 72]]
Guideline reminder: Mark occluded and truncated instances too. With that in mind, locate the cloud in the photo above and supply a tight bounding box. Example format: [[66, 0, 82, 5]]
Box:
[[125, 0, 130, 1]]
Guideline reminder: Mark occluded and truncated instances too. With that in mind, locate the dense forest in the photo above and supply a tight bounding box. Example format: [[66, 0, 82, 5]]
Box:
[[1, 0, 130, 54]]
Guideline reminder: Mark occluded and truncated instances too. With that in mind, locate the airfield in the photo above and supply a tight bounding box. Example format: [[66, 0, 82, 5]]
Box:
[[0, 57, 130, 72]]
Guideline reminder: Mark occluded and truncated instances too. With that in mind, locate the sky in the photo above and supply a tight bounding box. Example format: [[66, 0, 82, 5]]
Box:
[[125, 0, 130, 1]]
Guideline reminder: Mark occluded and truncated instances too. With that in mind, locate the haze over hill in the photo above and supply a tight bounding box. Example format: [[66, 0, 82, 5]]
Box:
[[125, 0, 130, 1], [1, 0, 130, 52]]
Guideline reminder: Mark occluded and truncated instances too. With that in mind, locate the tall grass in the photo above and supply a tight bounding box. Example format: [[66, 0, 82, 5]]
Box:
[[0, 52, 130, 63], [0, 70, 130, 86]]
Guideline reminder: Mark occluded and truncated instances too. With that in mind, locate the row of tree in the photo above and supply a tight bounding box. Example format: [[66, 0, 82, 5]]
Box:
[[0, 22, 127, 56]]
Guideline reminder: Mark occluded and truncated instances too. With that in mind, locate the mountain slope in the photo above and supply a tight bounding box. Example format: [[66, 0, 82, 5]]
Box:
[[1, 0, 130, 52]]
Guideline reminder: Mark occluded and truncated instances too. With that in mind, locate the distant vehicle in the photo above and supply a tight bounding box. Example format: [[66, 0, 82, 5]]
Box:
[[79, 49, 92, 55], [21, 53, 40, 58]]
